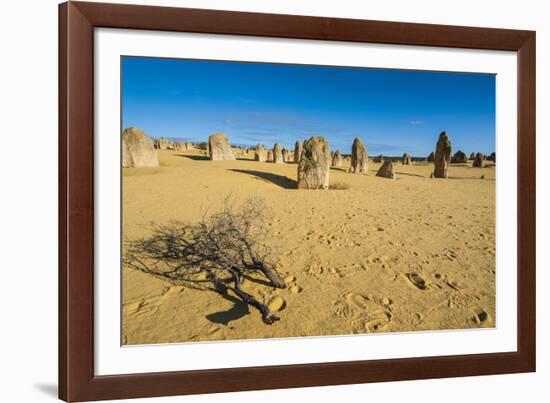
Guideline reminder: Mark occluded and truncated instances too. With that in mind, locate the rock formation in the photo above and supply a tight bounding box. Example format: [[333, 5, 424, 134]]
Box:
[[297, 136, 331, 189], [267, 150, 274, 162], [402, 153, 412, 165], [173, 141, 187, 151], [273, 143, 283, 164], [207, 132, 236, 161], [433, 131, 452, 178], [469, 152, 476, 160], [349, 137, 368, 173], [451, 150, 468, 163], [122, 127, 159, 168], [373, 155, 384, 163], [488, 151, 496, 162], [332, 149, 343, 168], [155, 137, 171, 150], [376, 159, 396, 179], [283, 147, 293, 162], [473, 152, 485, 167], [159, 138, 174, 150], [254, 144, 267, 162], [427, 152, 435, 162], [294, 140, 303, 163]]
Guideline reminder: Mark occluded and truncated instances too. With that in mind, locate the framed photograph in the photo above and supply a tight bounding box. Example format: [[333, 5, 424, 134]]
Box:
[[59, 1, 536, 401]]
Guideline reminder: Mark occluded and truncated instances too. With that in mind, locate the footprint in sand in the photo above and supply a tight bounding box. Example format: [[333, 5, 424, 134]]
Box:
[[346, 292, 370, 309], [283, 275, 296, 285], [444, 249, 458, 261], [407, 273, 428, 290], [267, 296, 286, 312], [125, 300, 159, 317], [381, 297, 392, 306], [334, 292, 393, 333], [472, 308, 489, 324], [451, 293, 476, 309], [187, 325, 223, 341], [125, 286, 184, 318], [163, 286, 185, 296], [289, 285, 302, 294], [305, 265, 324, 279], [365, 312, 392, 332], [446, 281, 461, 291], [329, 267, 345, 277]]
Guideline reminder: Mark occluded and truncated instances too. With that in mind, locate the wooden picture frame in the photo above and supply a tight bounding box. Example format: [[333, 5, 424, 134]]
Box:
[[59, 1, 536, 401]]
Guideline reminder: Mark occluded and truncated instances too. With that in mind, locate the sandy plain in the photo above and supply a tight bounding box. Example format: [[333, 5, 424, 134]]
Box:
[[122, 148, 496, 345]]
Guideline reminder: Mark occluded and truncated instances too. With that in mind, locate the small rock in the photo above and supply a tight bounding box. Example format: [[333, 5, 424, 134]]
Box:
[[376, 159, 396, 179], [473, 152, 485, 168], [267, 296, 286, 312], [381, 297, 391, 305]]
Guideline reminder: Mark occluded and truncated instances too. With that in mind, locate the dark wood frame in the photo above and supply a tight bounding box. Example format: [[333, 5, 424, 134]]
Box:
[[59, 1, 536, 401]]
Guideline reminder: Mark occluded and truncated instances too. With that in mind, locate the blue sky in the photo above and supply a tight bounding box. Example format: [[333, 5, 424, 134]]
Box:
[[121, 56, 495, 156]]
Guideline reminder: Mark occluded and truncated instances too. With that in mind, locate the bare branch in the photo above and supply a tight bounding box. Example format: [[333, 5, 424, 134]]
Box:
[[124, 197, 285, 324]]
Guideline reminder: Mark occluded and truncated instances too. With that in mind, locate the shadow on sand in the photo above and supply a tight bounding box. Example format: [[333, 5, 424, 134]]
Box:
[[330, 167, 348, 173], [228, 169, 296, 189], [447, 176, 496, 181], [395, 171, 426, 178], [177, 154, 209, 161], [206, 293, 250, 325]]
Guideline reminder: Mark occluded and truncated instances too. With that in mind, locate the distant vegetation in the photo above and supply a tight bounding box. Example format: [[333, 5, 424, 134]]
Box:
[[195, 141, 208, 150]]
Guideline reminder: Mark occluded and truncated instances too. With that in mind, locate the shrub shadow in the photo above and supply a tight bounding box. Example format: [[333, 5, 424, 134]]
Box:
[[206, 294, 250, 325]]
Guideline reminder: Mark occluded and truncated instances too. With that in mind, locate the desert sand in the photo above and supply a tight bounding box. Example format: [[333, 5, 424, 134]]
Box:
[[122, 148, 495, 345]]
